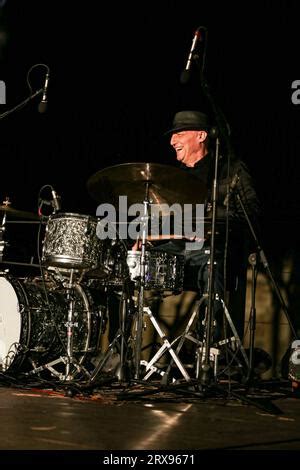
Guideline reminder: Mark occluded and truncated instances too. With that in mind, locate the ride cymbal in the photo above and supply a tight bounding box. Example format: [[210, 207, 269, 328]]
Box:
[[87, 162, 207, 208]]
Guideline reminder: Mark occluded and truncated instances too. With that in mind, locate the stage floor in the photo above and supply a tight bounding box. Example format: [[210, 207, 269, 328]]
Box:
[[0, 378, 299, 455]]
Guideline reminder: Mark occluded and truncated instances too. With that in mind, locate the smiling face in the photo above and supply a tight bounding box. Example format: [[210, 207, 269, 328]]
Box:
[[170, 130, 208, 167]]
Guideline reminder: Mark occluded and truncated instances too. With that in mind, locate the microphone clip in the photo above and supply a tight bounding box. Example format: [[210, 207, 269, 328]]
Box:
[[51, 190, 61, 213], [38, 69, 50, 113], [180, 26, 206, 84], [38, 191, 61, 216]]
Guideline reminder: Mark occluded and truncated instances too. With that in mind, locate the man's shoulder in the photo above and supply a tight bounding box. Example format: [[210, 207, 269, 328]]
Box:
[[219, 157, 250, 177]]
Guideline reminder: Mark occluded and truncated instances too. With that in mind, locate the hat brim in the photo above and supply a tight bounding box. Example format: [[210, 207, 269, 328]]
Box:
[[164, 125, 209, 136]]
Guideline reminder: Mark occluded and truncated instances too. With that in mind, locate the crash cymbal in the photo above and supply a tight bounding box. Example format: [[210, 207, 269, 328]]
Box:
[[87, 163, 207, 208], [0, 204, 39, 220]]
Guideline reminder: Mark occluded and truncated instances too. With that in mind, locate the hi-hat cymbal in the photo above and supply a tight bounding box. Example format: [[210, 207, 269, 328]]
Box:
[[87, 163, 207, 208], [0, 204, 39, 220]]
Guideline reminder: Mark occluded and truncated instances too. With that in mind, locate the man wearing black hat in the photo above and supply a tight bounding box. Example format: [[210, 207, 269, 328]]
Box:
[[166, 110, 259, 215], [156, 110, 260, 342]]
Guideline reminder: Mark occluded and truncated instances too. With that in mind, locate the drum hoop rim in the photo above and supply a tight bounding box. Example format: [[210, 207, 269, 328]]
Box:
[[48, 212, 97, 221]]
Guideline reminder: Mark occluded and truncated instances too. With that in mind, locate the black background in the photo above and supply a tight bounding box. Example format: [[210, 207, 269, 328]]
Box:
[[0, 0, 299, 260]]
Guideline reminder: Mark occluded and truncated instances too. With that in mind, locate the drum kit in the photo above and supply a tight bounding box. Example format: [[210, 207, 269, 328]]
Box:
[[0, 163, 210, 385]]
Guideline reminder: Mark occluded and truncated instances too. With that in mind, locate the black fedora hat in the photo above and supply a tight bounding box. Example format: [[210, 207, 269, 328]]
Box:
[[165, 110, 210, 135]]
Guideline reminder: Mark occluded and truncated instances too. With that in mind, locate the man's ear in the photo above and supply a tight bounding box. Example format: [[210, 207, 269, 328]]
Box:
[[197, 130, 208, 143]]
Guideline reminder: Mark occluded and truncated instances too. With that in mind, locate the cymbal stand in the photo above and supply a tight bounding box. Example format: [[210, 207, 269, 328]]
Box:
[[0, 197, 11, 264], [197, 136, 221, 386], [244, 253, 257, 384], [154, 283, 249, 386], [130, 196, 193, 383], [118, 287, 127, 381], [233, 187, 298, 341], [0, 212, 7, 263], [134, 181, 150, 380], [116, 244, 137, 381], [190, 136, 250, 386], [89, 273, 135, 384]]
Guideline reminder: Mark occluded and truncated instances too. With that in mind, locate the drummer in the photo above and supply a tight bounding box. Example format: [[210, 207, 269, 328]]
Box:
[[152, 110, 260, 341]]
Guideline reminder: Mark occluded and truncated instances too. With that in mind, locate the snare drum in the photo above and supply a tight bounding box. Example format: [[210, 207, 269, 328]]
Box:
[[42, 212, 103, 270], [126, 250, 184, 291]]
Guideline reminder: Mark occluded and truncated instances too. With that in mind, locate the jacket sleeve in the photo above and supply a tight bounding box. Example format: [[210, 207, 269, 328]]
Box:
[[215, 160, 261, 222]]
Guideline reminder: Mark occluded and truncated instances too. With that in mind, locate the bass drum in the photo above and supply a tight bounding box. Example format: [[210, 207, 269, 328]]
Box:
[[0, 275, 107, 377]]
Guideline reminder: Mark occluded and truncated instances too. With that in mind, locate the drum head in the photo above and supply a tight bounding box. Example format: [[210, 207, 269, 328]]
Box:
[[0, 277, 21, 369]]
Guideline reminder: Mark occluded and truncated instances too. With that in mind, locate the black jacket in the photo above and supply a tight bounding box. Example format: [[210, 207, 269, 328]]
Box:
[[181, 152, 260, 223]]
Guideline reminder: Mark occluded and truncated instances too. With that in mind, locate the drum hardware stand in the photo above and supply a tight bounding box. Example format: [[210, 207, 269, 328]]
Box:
[[115, 242, 137, 382], [0, 198, 9, 263], [232, 186, 298, 342], [140, 306, 191, 382], [26, 269, 92, 382], [142, 287, 279, 412], [26, 356, 87, 382], [195, 255, 250, 382], [64, 269, 77, 380], [179, 145, 290, 412], [227, 187, 298, 391], [243, 252, 258, 385], [88, 280, 134, 384], [197, 135, 221, 386], [189, 40, 247, 387], [170, 133, 248, 391], [0, 217, 7, 263], [117, 287, 127, 381], [0, 261, 41, 269], [134, 181, 151, 380], [62, 268, 98, 381], [188, 133, 248, 388], [88, 329, 124, 383], [147, 290, 248, 386], [87, 239, 136, 385]]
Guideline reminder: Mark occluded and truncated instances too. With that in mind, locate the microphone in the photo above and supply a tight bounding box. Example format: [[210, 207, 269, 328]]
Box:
[[51, 189, 61, 212], [180, 27, 203, 84], [223, 174, 239, 207], [38, 71, 50, 113]]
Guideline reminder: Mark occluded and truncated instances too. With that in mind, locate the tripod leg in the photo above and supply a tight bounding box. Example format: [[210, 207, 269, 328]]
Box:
[[161, 299, 204, 384], [118, 292, 127, 381], [89, 330, 123, 383], [220, 297, 249, 368], [194, 293, 249, 383], [142, 307, 191, 382], [26, 356, 69, 380]]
